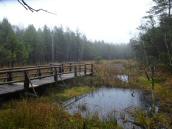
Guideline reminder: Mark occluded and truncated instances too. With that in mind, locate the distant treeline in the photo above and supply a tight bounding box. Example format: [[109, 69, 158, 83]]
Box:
[[0, 18, 132, 66]]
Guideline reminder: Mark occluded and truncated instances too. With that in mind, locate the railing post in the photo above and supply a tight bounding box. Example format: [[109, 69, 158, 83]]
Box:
[[61, 64, 64, 73], [59, 66, 62, 74], [54, 67, 58, 82], [79, 64, 81, 73], [84, 64, 87, 75], [50, 64, 53, 74], [74, 65, 77, 77], [24, 71, 29, 90], [91, 64, 93, 75], [7, 72, 12, 82], [69, 63, 72, 72], [37, 68, 41, 79]]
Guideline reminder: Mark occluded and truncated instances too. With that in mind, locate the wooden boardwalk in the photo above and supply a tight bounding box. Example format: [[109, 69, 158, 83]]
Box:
[[0, 63, 93, 96]]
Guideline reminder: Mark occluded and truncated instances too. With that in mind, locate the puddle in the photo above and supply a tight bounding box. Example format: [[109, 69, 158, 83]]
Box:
[[64, 87, 155, 129]]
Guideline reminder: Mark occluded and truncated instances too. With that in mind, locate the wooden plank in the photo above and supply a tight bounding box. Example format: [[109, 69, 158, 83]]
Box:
[[0, 62, 93, 96], [0, 71, 91, 96]]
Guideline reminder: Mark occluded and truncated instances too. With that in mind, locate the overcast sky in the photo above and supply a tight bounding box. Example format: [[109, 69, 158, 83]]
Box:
[[0, 0, 153, 43]]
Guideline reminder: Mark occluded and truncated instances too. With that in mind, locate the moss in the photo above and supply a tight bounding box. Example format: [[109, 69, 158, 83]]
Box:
[[136, 76, 151, 87], [53, 86, 95, 101]]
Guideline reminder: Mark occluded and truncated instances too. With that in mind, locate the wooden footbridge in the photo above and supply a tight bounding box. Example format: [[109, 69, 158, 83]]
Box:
[[0, 63, 93, 96]]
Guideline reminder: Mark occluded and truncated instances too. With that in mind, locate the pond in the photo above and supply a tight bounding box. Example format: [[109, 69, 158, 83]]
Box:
[[64, 87, 155, 129]]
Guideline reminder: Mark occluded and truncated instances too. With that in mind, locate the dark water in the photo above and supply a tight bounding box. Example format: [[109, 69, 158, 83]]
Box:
[[64, 88, 153, 129]]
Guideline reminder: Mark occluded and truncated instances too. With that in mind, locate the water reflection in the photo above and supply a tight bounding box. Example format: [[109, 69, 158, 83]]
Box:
[[65, 88, 150, 118], [64, 88, 153, 128], [116, 75, 129, 83]]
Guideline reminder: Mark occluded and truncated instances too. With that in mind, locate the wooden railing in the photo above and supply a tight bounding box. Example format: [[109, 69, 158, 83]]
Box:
[[0, 63, 93, 88]]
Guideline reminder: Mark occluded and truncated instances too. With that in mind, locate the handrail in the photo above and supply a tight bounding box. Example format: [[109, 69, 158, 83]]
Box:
[[0, 64, 61, 72], [0, 63, 94, 88]]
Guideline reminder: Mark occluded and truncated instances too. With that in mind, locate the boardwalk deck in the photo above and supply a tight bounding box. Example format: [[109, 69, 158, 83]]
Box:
[[0, 63, 93, 96]]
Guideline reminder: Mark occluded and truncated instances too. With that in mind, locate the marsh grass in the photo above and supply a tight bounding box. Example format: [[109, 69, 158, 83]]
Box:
[[89, 60, 172, 128], [78, 60, 139, 87], [63, 60, 172, 128], [0, 99, 122, 129], [133, 110, 171, 129], [130, 64, 172, 128], [1, 59, 172, 129], [93, 61, 127, 87]]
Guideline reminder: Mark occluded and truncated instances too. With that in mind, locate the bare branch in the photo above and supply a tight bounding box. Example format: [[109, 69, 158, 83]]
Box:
[[18, 0, 56, 15], [17, 0, 28, 10]]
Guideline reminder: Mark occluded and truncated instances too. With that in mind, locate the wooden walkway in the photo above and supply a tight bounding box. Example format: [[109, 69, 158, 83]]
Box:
[[0, 63, 93, 96]]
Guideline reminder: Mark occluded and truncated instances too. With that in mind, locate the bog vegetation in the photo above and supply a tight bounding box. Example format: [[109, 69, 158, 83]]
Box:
[[0, 0, 172, 129]]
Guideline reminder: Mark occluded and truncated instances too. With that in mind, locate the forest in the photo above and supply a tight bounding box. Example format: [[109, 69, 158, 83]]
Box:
[[0, 18, 132, 66], [1, 0, 172, 68], [130, 0, 172, 69]]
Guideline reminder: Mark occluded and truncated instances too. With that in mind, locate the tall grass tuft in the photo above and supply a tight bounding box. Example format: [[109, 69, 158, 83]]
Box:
[[0, 99, 122, 129]]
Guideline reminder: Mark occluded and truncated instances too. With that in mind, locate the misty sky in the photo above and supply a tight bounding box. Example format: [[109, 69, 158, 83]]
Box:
[[0, 0, 153, 43]]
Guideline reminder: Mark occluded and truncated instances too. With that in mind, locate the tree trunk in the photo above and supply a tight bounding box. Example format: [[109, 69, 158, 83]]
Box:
[[150, 66, 156, 114], [164, 32, 172, 65], [168, 0, 171, 17], [144, 67, 150, 81]]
